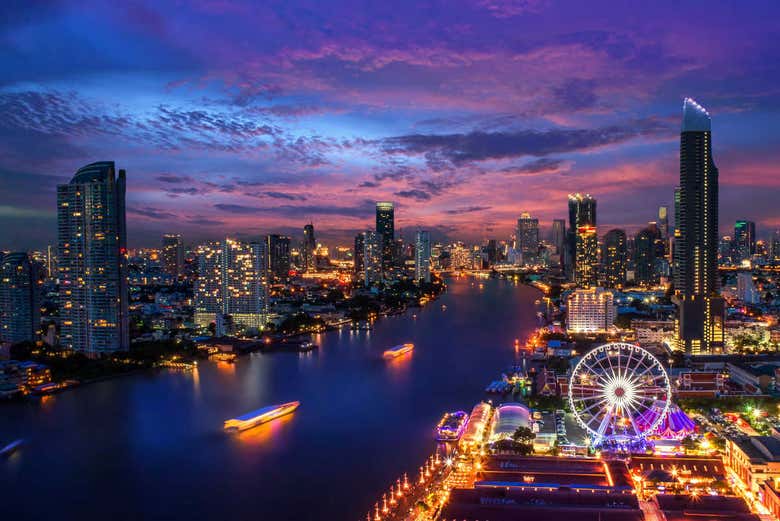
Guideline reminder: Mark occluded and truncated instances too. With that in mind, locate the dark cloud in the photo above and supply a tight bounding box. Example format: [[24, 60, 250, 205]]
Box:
[[128, 207, 177, 220], [165, 187, 200, 196], [358, 181, 380, 188], [395, 189, 431, 201], [156, 174, 192, 184], [445, 206, 492, 215], [262, 191, 307, 201], [380, 119, 672, 166], [187, 216, 225, 226], [214, 200, 375, 218], [508, 157, 566, 174]]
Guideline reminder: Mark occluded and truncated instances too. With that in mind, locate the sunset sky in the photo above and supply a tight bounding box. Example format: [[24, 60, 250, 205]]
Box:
[[2, 0, 779, 248]]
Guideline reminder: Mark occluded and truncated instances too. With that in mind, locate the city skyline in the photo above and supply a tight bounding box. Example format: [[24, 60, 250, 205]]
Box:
[[2, 1, 780, 248]]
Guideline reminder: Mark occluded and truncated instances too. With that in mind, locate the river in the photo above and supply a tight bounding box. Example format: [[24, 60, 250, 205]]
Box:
[[1, 276, 541, 520]]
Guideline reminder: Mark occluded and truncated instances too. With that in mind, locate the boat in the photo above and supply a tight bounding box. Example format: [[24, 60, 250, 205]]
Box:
[[0, 438, 23, 457], [382, 343, 414, 359], [224, 401, 300, 432], [436, 411, 469, 441]]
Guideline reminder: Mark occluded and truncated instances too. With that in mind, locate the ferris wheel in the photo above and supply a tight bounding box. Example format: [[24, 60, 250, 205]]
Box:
[[568, 342, 671, 443]]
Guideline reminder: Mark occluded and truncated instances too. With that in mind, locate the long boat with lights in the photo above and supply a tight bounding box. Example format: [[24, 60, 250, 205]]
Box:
[[382, 343, 414, 359], [436, 410, 469, 441], [224, 401, 300, 432]]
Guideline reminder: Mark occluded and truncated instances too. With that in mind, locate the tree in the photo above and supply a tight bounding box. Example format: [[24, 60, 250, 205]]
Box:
[[512, 426, 536, 455]]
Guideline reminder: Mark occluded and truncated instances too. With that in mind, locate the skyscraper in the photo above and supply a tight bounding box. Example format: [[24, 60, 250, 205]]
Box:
[[568, 194, 598, 287], [551, 219, 566, 265], [601, 229, 627, 289], [193, 239, 267, 331], [658, 206, 669, 240], [266, 234, 291, 280], [375, 202, 394, 274], [771, 230, 780, 265], [634, 226, 659, 286], [362, 231, 381, 287], [57, 161, 128, 355], [733, 220, 756, 262], [302, 223, 316, 273], [674, 98, 724, 354], [414, 230, 431, 283], [162, 234, 183, 280], [516, 212, 539, 265], [0, 253, 41, 343], [353, 233, 365, 282]]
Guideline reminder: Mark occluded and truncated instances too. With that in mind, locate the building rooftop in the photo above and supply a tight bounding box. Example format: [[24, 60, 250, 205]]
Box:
[[70, 161, 115, 184], [682, 97, 711, 132]]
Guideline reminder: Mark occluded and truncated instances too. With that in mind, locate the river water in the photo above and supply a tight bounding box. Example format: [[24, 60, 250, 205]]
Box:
[[1, 277, 541, 520]]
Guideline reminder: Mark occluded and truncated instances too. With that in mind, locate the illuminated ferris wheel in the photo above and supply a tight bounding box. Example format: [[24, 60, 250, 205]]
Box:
[[568, 342, 671, 443]]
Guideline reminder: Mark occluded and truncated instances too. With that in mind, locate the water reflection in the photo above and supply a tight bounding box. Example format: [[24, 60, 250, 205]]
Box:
[[235, 413, 295, 445]]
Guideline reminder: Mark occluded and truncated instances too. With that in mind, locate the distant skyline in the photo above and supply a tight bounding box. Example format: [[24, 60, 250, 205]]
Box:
[[2, 1, 780, 248]]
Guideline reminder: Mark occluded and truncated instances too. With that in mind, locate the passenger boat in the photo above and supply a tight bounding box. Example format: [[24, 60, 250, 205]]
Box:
[[436, 411, 469, 441], [382, 343, 414, 359], [0, 438, 23, 457], [224, 401, 300, 432]]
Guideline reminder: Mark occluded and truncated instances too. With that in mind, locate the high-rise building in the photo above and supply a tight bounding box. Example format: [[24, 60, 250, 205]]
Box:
[[566, 287, 616, 333], [266, 234, 291, 280], [516, 213, 539, 265], [771, 230, 780, 265], [162, 234, 183, 280], [375, 202, 394, 274], [736, 272, 760, 305], [634, 227, 659, 286], [414, 230, 431, 283], [193, 238, 267, 331], [302, 223, 316, 273], [57, 161, 128, 355], [551, 219, 566, 265], [568, 194, 598, 286], [353, 233, 365, 282], [658, 206, 669, 240], [601, 229, 627, 289], [362, 231, 381, 287], [0, 253, 41, 343], [674, 98, 724, 355], [733, 220, 756, 263]]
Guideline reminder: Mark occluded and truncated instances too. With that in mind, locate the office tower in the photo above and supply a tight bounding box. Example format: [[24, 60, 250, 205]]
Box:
[[266, 234, 291, 280], [733, 220, 756, 262], [568, 194, 598, 286], [658, 206, 669, 240], [0, 253, 41, 343], [353, 233, 365, 282], [674, 98, 724, 354], [601, 229, 627, 289], [719, 236, 734, 264], [162, 234, 183, 280], [551, 219, 566, 265], [375, 202, 394, 274], [193, 239, 267, 331], [414, 230, 431, 283], [771, 230, 780, 265], [736, 272, 760, 305], [634, 226, 659, 286], [566, 287, 616, 333], [57, 161, 128, 356], [362, 231, 381, 287], [516, 212, 539, 265], [302, 223, 316, 273]]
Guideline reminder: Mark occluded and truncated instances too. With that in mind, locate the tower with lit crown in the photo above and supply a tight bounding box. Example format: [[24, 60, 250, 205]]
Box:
[[674, 98, 724, 354]]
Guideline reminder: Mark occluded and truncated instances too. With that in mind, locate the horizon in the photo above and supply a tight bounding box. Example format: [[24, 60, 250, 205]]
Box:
[[2, 1, 780, 248]]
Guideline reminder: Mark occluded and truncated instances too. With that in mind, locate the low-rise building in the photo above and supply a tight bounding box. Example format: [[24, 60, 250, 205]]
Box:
[[725, 435, 780, 495]]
